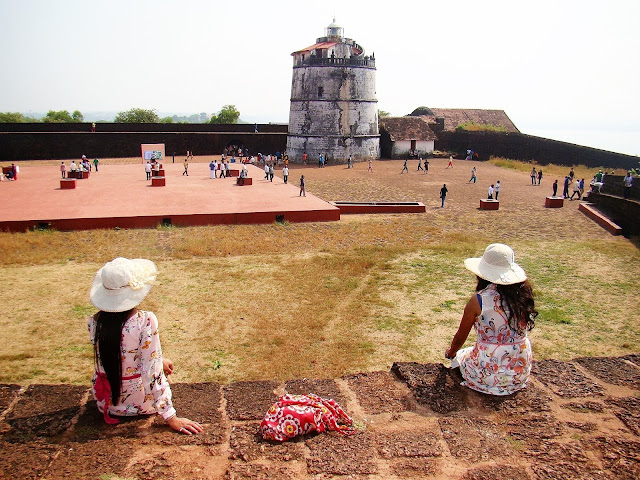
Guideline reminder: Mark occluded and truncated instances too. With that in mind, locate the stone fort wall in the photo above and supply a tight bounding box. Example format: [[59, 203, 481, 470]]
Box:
[[436, 130, 638, 170]]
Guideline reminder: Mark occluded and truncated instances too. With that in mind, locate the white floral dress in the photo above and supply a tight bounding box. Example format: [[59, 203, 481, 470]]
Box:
[[88, 310, 176, 420], [455, 284, 532, 396]]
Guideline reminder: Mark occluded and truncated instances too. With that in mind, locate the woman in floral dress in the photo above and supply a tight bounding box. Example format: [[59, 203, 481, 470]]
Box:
[[445, 244, 537, 395], [88, 257, 203, 434]]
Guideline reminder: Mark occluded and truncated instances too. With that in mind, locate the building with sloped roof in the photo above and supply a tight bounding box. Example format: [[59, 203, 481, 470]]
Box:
[[409, 107, 519, 133], [286, 20, 380, 163], [379, 117, 437, 158]]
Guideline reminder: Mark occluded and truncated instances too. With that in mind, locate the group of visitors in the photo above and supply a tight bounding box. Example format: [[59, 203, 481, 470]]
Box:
[[530, 167, 543, 185], [60, 155, 98, 179], [144, 159, 161, 180]]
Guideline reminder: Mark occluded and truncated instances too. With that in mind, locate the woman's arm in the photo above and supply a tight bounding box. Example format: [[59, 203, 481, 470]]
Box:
[[445, 294, 481, 359]]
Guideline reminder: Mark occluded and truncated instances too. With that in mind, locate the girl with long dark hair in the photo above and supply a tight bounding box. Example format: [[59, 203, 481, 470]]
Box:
[[445, 244, 537, 395], [89, 257, 202, 434]]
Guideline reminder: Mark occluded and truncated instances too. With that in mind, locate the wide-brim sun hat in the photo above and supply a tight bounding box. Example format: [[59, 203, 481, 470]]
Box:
[[90, 257, 158, 313], [464, 243, 527, 285]]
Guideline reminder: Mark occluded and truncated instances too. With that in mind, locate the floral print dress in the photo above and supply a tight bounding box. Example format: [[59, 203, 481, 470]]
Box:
[[88, 310, 176, 420], [455, 284, 532, 396]]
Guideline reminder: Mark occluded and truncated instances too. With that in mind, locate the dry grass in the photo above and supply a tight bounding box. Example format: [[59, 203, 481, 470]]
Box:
[[1, 157, 638, 386]]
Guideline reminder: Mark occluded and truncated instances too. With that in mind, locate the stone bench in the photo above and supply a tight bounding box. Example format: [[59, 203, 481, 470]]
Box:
[[152, 169, 165, 177], [151, 176, 166, 187], [545, 196, 564, 208], [60, 179, 76, 189], [479, 199, 499, 210], [236, 177, 252, 186]]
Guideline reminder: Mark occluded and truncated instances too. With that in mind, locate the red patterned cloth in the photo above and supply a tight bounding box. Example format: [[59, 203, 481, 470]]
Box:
[[260, 393, 356, 442]]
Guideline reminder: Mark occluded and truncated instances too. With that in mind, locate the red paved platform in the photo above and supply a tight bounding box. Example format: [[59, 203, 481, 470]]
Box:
[[0, 163, 339, 231]]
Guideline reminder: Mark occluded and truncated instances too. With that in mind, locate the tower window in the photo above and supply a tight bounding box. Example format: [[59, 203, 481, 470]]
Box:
[[318, 86, 324, 98]]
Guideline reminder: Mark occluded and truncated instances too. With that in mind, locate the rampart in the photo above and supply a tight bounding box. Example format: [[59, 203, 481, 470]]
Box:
[[436, 131, 639, 170], [0, 124, 288, 161]]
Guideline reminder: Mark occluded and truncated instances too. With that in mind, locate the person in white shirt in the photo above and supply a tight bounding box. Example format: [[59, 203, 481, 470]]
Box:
[[282, 166, 289, 184], [488, 184, 494, 199], [145, 161, 152, 180], [494, 181, 501, 200]]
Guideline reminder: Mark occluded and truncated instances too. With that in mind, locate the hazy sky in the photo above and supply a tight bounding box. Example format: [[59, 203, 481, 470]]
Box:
[[1, 0, 639, 156]]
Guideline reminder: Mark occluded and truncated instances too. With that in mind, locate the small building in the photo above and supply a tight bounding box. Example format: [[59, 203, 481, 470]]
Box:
[[379, 116, 437, 158]]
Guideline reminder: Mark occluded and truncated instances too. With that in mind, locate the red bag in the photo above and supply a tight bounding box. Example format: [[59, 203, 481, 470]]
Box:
[[260, 393, 355, 442]]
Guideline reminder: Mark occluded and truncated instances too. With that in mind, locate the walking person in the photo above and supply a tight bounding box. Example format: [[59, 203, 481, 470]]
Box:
[[347, 155, 352, 169], [552, 179, 558, 197], [299, 175, 306, 196], [225, 160, 230, 178], [145, 161, 152, 180], [417, 157, 424, 172], [469, 167, 477, 183], [424, 158, 429, 174], [440, 184, 448, 207], [570, 178, 582, 200], [282, 165, 289, 184], [183, 158, 189, 176], [494, 181, 501, 200], [579, 178, 585, 198], [563, 176, 570, 198], [488, 184, 494, 199], [447, 156, 453, 168], [269, 164, 274, 182], [530, 168, 537, 185], [93, 158, 99, 172], [264, 162, 270, 180], [60, 162, 66, 179], [209, 160, 216, 179], [368, 159, 373, 173], [401, 159, 409, 174], [537, 169, 542, 185]]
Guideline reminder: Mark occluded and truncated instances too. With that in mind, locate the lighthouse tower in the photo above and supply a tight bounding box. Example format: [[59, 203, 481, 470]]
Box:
[[286, 20, 379, 163]]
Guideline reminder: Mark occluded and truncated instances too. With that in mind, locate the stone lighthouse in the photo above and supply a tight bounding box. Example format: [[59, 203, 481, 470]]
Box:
[[286, 20, 380, 163]]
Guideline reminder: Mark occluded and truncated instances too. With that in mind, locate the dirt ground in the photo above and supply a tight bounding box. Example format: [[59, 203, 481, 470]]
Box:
[[1, 157, 639, 478], [1, 356, 639, 479]]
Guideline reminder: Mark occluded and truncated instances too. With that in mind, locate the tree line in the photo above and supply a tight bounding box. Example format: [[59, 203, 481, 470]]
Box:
[[0, 105, 240, 124]]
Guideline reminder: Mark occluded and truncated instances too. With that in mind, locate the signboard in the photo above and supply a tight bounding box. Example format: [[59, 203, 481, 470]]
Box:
[[141, 144, 165, 163]]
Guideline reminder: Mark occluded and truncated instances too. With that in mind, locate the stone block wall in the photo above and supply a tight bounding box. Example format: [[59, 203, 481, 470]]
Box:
[[0, 132, 287, 161], [436, 131, 639, 170], [587, 192, 640, 235]]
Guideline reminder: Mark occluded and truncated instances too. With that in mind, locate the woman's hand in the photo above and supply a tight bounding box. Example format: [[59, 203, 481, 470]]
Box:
[[167, 416, 203, 435], [163, 358, 174, 376], [444, 348, 453, 359]]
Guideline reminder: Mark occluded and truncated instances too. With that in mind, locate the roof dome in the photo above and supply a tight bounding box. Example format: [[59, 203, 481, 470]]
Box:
[[409, 106, 434, 116]]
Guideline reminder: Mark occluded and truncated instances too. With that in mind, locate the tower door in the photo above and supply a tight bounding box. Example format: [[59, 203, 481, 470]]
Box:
[[410, 140, 417, 152]]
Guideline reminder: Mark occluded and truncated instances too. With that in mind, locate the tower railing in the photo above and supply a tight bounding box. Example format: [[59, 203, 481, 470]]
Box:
[[296, 57, 376, 68]]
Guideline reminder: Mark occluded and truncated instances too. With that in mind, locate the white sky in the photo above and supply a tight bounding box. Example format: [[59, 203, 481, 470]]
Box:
[[1, 0, 639, 156]]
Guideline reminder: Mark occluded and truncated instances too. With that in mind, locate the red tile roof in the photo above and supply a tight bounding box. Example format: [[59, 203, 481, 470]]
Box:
[[292, 42, 339, 55], [411, 108, 519, 133], [379, 117, 437, 142]]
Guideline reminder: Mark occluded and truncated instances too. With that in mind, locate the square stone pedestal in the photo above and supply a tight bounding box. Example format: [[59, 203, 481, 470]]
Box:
[[236, 177, 252, 185], [151, 176, 166, 186], [229, 169, 240, 177], [545, 196, 564, 208], [480, 199, 499, 210], [60, 179, 76, 189]]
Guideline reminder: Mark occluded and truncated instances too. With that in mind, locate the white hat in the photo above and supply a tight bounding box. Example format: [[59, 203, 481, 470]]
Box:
[[464, 244, 527, 285], [90, 258, 158, 312]]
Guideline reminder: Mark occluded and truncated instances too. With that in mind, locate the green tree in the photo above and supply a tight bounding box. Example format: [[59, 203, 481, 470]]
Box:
[[0, 112, 27, 122], [160, 116, 174, 123], [114, 108, 160, 123], [209, 105, 240, 124], [43, 110, 83, 123], [378, 110, 391, 118]]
